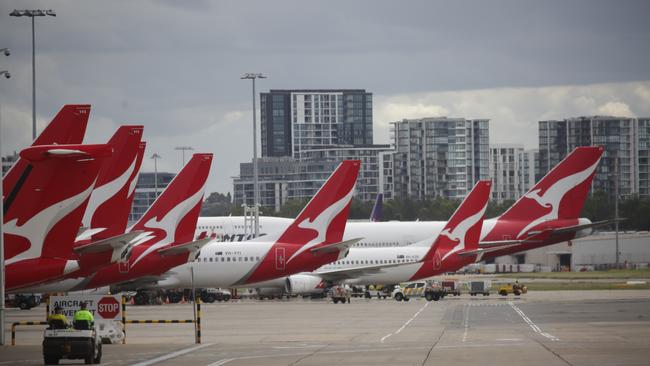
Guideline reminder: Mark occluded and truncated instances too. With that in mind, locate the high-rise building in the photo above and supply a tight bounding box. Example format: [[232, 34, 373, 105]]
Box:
[[129, 172, 176, 222], [489, 144, 537, 202], [234, 144, 391, 211], [538, 116, 647, 199], [387, 117, 489, 199], [260, 89, 373, 157]]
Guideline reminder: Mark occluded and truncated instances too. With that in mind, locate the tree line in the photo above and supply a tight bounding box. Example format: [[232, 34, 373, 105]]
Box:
[[201, 191, 650, 231]]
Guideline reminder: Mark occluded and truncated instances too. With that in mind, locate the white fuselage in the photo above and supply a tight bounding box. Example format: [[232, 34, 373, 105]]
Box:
[[317, 245, 429, 285]]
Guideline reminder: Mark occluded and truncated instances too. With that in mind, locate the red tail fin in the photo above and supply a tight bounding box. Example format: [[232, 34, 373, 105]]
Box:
[[3, 144, 112, 264], [487, 146, 604, 239], [423, 180, 491, 261], [4, 104, 90, 195], [81, 126, 144, 240], [277, 160, 360, 261], [128, 153, 213, 264]]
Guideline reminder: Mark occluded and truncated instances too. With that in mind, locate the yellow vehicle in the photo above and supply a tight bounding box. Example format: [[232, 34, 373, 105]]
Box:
[[498, 282, 527, 296]]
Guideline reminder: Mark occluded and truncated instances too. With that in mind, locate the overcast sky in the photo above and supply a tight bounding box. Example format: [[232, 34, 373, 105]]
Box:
[[1, 0, 649, 194]]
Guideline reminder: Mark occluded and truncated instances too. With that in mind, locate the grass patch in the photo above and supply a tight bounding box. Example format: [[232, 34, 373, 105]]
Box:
[[525, 281, 650, 291], [495, 268, 650, 280]]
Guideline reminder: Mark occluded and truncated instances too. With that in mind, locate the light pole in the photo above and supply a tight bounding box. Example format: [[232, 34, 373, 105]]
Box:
[[0, 47, 10, 346], [241, 73, 266, 238], [10, 9, 56, 140], [175, 146, 194, 166], [150, 153, 161, 198]]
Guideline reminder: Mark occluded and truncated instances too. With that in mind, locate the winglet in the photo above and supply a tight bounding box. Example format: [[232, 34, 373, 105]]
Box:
[[370, 193, 383, 222]]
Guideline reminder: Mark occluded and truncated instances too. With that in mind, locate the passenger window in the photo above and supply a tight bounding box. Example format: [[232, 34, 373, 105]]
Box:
[[227, 257, 231, 262], [209, 258, 213, 262]]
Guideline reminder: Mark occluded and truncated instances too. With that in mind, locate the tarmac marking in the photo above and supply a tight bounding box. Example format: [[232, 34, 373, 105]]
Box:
[[131, 343, 215, 366], [462, 304, 470, 342], [207, 346, 427, 366], [380, 301, 430, 343], [509, 301, 559, 341]]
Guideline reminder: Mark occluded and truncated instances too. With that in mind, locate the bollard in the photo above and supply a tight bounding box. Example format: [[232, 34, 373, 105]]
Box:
[[196, 299, 201, 344], [122, 296, 127, 344]]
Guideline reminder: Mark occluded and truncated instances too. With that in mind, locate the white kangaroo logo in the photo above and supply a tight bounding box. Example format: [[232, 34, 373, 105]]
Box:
[[286, 185, 355, 263], [129, 184, 206, 267], [516, 158, 600, 238], [439, 200, 488, 262], [5, 180, 96, 265]]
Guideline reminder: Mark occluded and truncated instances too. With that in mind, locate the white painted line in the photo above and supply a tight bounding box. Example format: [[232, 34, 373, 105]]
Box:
[[380, 301, 429, 343], [509, 301, 559, 341], [208, 346, 427, 366], [462, 304, 470, 343], [132, 343, 214, 366]]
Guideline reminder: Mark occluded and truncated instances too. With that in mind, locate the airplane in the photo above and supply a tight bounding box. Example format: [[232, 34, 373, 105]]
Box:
[[4, 143, 112, 291], [195, 146, 606, 257], [156, 160, 362, 289], [3, 104, 91, 193], [19, 153, 214, 293], [68, 126, 146, 276], [252, 180, 494, 295]]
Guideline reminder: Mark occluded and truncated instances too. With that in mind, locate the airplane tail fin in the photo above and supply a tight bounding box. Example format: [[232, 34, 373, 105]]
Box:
[[497, 146, 604, 233], [422, 180, 491, 261], [4, 144, 112, 263], [4, 104, 91, 195], [81, 126, 144, 240], [130, 153, 213, 248], [275, 160, 359, 259], [370, 193, 383, 222]]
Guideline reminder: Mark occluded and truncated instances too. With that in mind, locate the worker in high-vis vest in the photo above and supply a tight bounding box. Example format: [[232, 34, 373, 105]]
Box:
[[47, 306, 69, 329], [73, 302, 94, 330]]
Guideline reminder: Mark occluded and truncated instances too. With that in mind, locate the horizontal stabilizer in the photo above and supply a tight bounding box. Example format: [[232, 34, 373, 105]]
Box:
[[310, 238, 363, 255], [551, 218, 626, 235], [74, 231, 144, 254], [157, 238, 212, 257]]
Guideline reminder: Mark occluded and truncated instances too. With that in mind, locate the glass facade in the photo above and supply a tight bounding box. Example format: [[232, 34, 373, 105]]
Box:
[[388, 117, 490, 199], [538, 116, 646, 199], [260, 89, 373, 158]]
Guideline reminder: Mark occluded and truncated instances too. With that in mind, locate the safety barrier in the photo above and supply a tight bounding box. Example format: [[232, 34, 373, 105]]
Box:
[[11, 321, 48, 346], [122, 296, 201, 344]]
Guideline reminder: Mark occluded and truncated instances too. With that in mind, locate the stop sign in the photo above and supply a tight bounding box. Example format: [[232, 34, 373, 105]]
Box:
[[97, 296, 120, 319]]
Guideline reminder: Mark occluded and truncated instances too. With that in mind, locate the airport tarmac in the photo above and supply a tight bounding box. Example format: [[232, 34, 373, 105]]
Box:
[[1, 290, 650, 365]]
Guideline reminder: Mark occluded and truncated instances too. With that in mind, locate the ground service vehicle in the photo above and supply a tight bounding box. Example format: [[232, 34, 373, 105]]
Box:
[[498, 282, 527, 296], [393, 281, 445, 302], [441, 281, 462, 296], [468, 280, 491, 296], [330, 286, 351, 304], [43, 327, 102, 365]]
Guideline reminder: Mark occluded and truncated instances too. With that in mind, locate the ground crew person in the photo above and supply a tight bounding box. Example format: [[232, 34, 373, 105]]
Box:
[[47, 306, 69, 329], [73, 302, 94, 329]]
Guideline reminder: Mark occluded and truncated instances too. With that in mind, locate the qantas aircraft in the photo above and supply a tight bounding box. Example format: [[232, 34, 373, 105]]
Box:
[[72, 126, 146, 275], [156, 160, 362, 289], [196, 146, 605, 257], [3, 104, 91, 193], [20, 153, 214, 293], [253, 180, 494, 294], [4, 144, 113, 291]]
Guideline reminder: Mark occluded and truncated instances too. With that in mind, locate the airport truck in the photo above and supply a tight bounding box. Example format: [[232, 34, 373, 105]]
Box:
[[393, 281, 445, 302]]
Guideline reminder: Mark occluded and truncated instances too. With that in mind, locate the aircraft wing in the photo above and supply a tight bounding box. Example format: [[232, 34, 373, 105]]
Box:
[[74, 231, 144, 254], [315, 260, 420, 282], [157, 238, 212, 257], [310, 238, 363, 255]]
